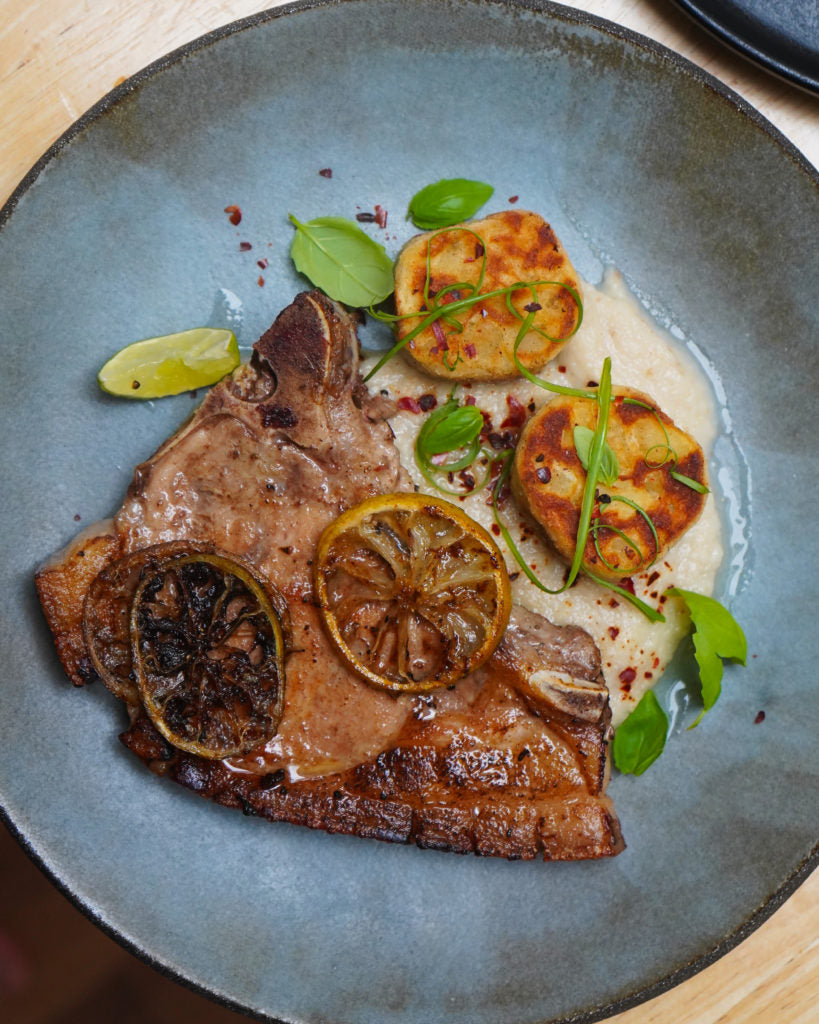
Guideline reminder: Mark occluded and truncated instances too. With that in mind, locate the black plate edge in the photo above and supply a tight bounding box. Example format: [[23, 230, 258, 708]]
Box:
[[670, 0, 819, 96], [1, 2, 818, 1022]]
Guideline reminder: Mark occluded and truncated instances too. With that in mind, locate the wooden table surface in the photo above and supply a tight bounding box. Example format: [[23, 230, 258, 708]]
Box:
[[1, 2, 817, 1023]]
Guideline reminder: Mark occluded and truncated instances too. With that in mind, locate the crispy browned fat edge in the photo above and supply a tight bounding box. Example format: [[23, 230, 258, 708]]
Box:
[[35, 531, 122, 687]]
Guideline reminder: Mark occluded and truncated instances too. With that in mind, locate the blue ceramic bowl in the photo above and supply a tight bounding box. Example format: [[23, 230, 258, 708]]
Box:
[[1, 2, 816, 1022]]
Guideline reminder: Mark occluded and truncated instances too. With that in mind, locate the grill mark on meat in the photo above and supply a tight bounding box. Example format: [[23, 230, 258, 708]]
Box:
[[36, 290, 624, 860]]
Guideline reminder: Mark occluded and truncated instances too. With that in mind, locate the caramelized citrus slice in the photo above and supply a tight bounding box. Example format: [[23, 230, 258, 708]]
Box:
[[314, 493, 511, 692], [130, 551, 287, 758], [83, 541, 207, 704]]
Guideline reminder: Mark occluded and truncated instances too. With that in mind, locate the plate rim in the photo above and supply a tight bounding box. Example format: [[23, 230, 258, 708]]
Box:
[[1, 2, 817, 1022], [3, 806, 816, 1024], [2, 0, 818, 229]]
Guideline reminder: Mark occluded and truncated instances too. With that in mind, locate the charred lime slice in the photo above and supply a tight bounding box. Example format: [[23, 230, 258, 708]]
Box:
[[83, 541, 206, 704], [130, 551, 287, 759], [97, 328, 239, 398]]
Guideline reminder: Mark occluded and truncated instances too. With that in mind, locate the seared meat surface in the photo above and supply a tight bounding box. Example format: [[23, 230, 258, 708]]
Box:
[[36, 291, 624, 860]]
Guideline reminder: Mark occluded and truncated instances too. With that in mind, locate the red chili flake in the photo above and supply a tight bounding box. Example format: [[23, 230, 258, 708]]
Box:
[[491, 523, 501, 536], [318, 167, 333, 178], [397, 396, 423, 414], [609, 598, 620, 608], [646, 570, 660, 586], [418, 393, 437, 412], [754, 710, 766, 724], [431, 319, 447, 348], [558, 365, 567, 373], [619, 577, 636, 595], [464, 395, 476, 406], [257, 275, 265, 287], [464, 343, 477, 359], [608, 626, 620, 641], [257, 257, 269, 269], [501, 394, 527, 429], [224, 204, 242, 225], [487, 480, 511, 507], [239, 241, 252, 251], [644, 671, 653, 680], [508, 195, 519, 203], [653, 656, 660, 668], [457, 471, 476, 491], [374, 204, 388, 229]]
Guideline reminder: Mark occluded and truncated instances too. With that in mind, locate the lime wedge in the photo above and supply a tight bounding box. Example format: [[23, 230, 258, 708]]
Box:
[[97, 328, 240, 398]]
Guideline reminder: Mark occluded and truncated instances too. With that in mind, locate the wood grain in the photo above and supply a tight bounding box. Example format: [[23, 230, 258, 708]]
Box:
[[1, 2, 816, 1023]]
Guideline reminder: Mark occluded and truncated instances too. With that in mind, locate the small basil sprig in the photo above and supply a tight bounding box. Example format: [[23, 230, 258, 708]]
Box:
[[422, 404, 484, 455], [414, 392, 488, 493], [574, 424, 619, 485], [667, 588, 747, 726], [613, 691, 668, 775], [407, 178, 494, 229], [289, 214, 394, 307], [614, 591, 746, 775]]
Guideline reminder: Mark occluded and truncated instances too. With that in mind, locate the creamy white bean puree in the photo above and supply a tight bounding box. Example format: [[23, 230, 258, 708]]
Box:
[[362, 269, 724, 725]]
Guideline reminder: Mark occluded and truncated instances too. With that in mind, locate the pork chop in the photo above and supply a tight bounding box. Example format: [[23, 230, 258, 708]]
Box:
[[36, 291, 624, 860]]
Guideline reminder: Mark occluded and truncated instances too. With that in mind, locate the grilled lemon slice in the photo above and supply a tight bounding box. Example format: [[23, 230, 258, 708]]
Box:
[[83, 541, 207, 704], [314, 493, 511, 691], [130, 550, 287, 758]]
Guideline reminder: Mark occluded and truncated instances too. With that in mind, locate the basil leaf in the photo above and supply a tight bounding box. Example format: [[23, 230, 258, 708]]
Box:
[[423, 404, 484, 454], [573, 424, 619, 484], [289, 215, 394, 307], [613, 691, 669, 775], [407, 178, 494, 229], [667, 588, 747, 727]]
